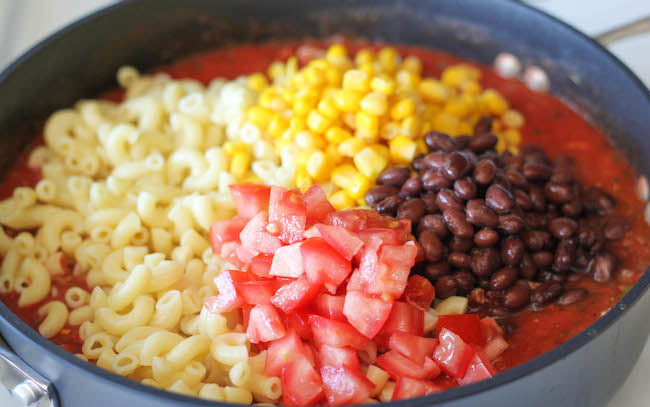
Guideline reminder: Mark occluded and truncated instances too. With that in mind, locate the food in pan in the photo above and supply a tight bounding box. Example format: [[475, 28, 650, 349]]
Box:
[[0, 41, 648, 404]]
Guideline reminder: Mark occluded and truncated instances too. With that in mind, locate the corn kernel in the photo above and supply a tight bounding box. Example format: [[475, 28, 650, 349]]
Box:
[[329, 190, 355, 211], [378, 47, 400, 73], [289, 116, 306, 134], [317, 96, 340, 120], [503, 128, 522, 145], [293, 91, 319, 116], [324, 66, 343, 87], [224, 141, 248, 156], [495, 136, 507, 154], [295, 149, 312, 170], [346, 173, 371, 200], [369, 144, 390, 160], [338, 138, 366, 157], [304, 67, 326, 87], [332, 164, 359, 189], [370, 75, 396, 95], [433, 112, 461, 136], [502, 109, 525, 128], [295, 169, 313, 191], [306, 110, 332, 133], [389, 135, 418, 164], [325, 126, 352, 145], [285, 57, 298, 76], [354, 147, 388, 179], [326, 44, 348, 61], [380, 122, 400, 140], [268, 115, 288, 138], [416, 138, 428, 154], [390, 98, 416, 120], [480, 89, 508, 115], [325, 144, 341, 165], [306, 150, 333, 182], [295, 131, 324, 150], [230, 152, 250, 179], [355, 49, 375, 66], [400, 116, 421, 138], [335, 90, 364, 112], [259, 87, 279, 108], [461, 81, 482, 95], [396, 69, 420, 89], [356, 112, 379, 140], [343, 112, 357, 129], [401, 56, 422, 75], [418, 79, 450, 102], [241, 175, 263, 184], [268, 61, 285, 80], [360, 92, 388, 116], [247, 106, 274, 128], [280, 88, 295, 104], [342, 69, 370, 93], [247, 73, 269, 92], [444, 99, 471, 117]]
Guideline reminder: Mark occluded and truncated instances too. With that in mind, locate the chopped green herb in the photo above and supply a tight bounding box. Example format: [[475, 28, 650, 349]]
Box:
[[555, 324, 560, 329], [609, 297, 615, 302], [613, 177, 619, 184], [622, 285, 634, 294]]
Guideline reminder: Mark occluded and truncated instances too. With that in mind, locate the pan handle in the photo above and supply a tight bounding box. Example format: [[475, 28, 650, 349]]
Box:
[[594, 15, 650, 46], [0, 335, 58, 407]]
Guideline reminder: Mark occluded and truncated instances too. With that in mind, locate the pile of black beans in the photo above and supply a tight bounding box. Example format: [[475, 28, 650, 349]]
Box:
[[365, 120, 629, 318]]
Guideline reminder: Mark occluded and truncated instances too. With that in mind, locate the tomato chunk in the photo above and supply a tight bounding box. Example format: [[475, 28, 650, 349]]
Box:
[[376, 350, 441, 380], [388, 332, 438, 365], [246, 304, 286, 343], [436, 314, 485, 346], [325, 209, 370, 232], [376, 301, 424, 346], [301, 237, 352, 289], [204, 270, 249, 313], [304, 184, 335, 223], [240, 212, 283, 255], [220, 241, 245, 268], [269, 186, 307, 244], [402, 275, 436, 311], [266, 331, 311, 377], [364, 241, 417, 298], [269, 243, 304, 278], [433, 328, 475, 379], [320, 365, 374, 405], [282, 357, 324, 406], [271, 276, 322, 313], [484, 336, 509, 362], [236, 280, 280, 306], [317, 344, 360, 371], [457, 348, 497, 386], [308, 315, 367, 350], [343, 291, 393, 338], [480, 316, 504, 342], [355, 228, 401, 245], [209, 217, 248, 252], [314, 224, 364, 261], [249, 253, 273, 278], [286, 313, 313, 340], [313, 293, 347, 322], [229, 183, 271, 219], [392, 377, 443, 400]]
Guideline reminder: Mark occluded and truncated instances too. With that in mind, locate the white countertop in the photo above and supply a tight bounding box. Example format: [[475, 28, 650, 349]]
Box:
[[0, 1, 649, 406]]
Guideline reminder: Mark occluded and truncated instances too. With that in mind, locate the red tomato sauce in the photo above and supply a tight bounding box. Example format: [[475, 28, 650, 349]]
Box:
[[1, 40, 649, 378]]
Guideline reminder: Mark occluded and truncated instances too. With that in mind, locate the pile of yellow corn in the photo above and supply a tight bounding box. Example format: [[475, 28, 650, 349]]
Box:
[[228, 44, 524, 210]]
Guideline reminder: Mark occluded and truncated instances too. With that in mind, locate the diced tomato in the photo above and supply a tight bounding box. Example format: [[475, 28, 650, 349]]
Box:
[[308, 315, 367, 350], [240, 212, 283, 255], [286, 313, 313, 340], [301, 237, 352, 290], [235, 244, 257, 264], [313, 294, 347, 322], [317, 344, 360, 371], [355, 228, 401, 245], [266, 331, 310, 377], [484, 336, 508, 362], [229, 183, 271, 219], [269, 243, 304, 278], [480, 316, 504, 342], [457, 348, 497, 386], [358, 339, 378, 364], [343, 291, 393, 338], [433, 328, 475, 379], [320, 365, 374, 405], [249, 253, 273, 278], [209, 217, 248, 252], [376, 301, 424, 346], [204, 270, 249, 313], [304, 184, 335, 223], [376, 351, 441, 380], [246, 304, 287, 343], [403, 275, 436, 311], [220, 241, 245, 268], [325, 209, 370, 232], [388, 332, 438, 365], [351, 235, 384, 292], [302, 225, 322, 238], [269, 186, 307, 244], [436, 314, 485, 346], [282, 357, 324, 406], [236, 280, 280, 306], [364, 242, 417, 298], [392, 377, 443, 400], [271, 276, 322, 313], [314, 224, 364, 261], [393, 219, 413, 242]]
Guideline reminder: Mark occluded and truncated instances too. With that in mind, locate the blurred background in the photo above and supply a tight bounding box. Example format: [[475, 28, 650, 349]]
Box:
[[0, 0, 649, 406]]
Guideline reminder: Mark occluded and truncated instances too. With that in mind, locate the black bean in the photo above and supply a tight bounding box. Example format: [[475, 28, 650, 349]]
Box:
[[425, 131, 458, 152], [475, 228, 499, 247], [562, 199, 583, 217], [556, 288, 588, 305], [584, 188, 616, 215], [492, 172, 512, 190], [531, 281, 564, 305], [469, 133, 498, 153], [481, 151, 504, 168], [443, 208, 474, 238], [520, 253, 537, 280], [455, 135, 472, 149], [548, 217, 578, 239], [523, 162, 552, 181], [505, 169, 528, 188], [504, 281, 531, 310], [592, 251, 616, 282], [523, 230, 552, 251], [529, 185, 547, 212], [471, 247, 501, 277], [466, 199, 499, 228], [397, 198, 426, 223], [400, 176, 423, 197], [525, 212, 547, 229], [418, 229, 443, 262], [603, 215, 629, 240], [473, 159, 497, 185], [425, 262, 450, 280], [449, 236, 474, 253], [554, 239, 575, 271], [422, 170, 451, 192], [474, 116, 493, 135], [436, 189, 464, 212], [376, 195, 404, 216], [545, 182, 572, 203], [421, 192, 439, 213], [454, 178, 477, 200], [423, 152, 448, 171], [377, 166, 411, 186], [453, 271, 476, 294], [504, 154, 525, 171], [532, 251, 554, 268], [449, 252, 473, 269], [365, 185, 399, 207], [490, 267, 519, 290], [487, 306, 510, 318], [498, 214, 525, 235], [574, 248, 591, 269], [513, 189, 533, 211], [435, 275, 458, 299], [419, 214, 448, 238], [442, 152, 471, 180], [577, 226, 597, 248], [501, 236, 524, 266], [485, 184, 514, 214], [413, 154, 426, 172]]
